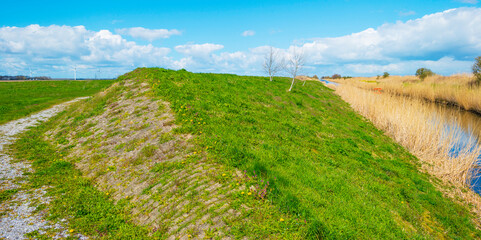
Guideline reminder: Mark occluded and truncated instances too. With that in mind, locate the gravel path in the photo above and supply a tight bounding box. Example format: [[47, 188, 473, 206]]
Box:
[[0, 98, 89, 239]]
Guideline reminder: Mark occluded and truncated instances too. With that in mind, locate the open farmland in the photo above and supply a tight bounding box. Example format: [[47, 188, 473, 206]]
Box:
[[0, 80, 115, 124]]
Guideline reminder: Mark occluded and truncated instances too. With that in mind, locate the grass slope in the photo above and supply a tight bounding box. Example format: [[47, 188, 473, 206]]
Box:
[[0, 80, 115, 124], [116, 68, 480, 239]]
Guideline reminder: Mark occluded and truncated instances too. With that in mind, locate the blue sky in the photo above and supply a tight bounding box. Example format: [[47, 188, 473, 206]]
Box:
[[1, 0, 480, 78]]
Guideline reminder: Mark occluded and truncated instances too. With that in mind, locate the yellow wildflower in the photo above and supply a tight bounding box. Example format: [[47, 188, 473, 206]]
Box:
[[69, 229, 74, 233], [222, 173, 226, 176], [280, 218, 284, 222], [241, 192, 245, 194], [248, 192, 252, 196]]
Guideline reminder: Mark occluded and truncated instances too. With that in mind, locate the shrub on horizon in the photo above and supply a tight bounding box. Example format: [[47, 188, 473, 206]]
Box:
[[383, 72, 389, 78], [415, 68, 434, 81], [332, 74, 341, 79]]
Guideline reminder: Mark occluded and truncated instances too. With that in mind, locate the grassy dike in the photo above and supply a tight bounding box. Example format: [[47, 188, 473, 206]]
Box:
[[118, 68, 480, 238], [9, 68, 481, 239]]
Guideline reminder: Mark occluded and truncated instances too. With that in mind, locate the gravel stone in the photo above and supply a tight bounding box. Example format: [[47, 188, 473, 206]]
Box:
[[0, 98, 89, 239]]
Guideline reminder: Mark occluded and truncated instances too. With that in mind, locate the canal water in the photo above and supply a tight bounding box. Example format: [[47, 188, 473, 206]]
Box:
[[319, 79, 339, 86]]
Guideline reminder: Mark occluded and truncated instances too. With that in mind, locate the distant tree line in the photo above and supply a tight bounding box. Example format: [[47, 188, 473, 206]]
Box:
[[322, 74, 352, 79], [0, 75, 51, 80]]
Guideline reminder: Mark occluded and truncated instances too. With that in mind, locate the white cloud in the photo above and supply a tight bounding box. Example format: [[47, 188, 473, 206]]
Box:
[[116, 27, 181, 41], [296, 7, 481, 66], [0, 24, 89, 57], [344, 57, 472, 75], [0, 24, 172, 77], [174, 43, 224, 58], [171, 57, 196, 69], [202, 8, 481, 76], [242, 30, 255, 37], [81, 30, 170, 65]]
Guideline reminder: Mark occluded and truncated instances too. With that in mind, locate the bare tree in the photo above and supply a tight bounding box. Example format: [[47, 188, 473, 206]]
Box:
[[263, 47, 283, 81], [286, 49, 305, 92]]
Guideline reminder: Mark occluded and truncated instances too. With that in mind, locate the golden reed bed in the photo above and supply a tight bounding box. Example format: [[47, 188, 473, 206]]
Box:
[[334, 74, 481, 114]]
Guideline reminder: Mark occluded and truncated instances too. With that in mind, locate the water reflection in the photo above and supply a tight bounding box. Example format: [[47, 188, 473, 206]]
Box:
[[319, 79, 339, 86], [426, 102, 481, 193]]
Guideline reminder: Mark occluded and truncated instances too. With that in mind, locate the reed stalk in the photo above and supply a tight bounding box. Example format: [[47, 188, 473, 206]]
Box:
[[335, 74, 481, 114]]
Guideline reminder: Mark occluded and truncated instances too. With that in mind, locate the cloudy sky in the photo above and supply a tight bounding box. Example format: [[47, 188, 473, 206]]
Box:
[[1, 0, 480, 78]]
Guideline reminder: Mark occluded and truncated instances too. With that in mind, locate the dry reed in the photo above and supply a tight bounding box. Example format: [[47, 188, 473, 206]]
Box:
[[334, 84, 481, 220], [334, 74, 481, 114]]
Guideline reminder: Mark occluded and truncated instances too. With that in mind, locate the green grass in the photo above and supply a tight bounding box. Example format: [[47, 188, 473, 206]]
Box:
[[116, 68, 481, 239], [0, 189, 18, 204], [0, 80, 115, 124]]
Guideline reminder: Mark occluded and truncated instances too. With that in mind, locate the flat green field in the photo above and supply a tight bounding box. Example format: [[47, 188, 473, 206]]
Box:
[[0, 80, 115, 124]]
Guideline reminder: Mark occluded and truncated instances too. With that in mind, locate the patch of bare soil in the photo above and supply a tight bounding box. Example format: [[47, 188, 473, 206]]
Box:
[[46, 80, 246, 239]]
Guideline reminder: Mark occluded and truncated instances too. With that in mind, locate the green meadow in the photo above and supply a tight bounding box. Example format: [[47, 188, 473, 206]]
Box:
[[0, 80, 115, 124], [7, 68, 480, 239]]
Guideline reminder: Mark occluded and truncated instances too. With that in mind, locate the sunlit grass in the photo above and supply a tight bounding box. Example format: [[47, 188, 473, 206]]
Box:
[[0, 80, 115, 124]]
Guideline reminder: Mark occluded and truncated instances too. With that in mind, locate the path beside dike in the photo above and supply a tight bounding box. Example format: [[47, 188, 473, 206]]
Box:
[[0, 98, 88, 239]]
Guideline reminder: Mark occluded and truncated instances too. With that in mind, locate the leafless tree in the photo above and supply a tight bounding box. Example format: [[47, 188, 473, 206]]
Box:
[[286, 49, 305, 92], [263, 47, 283, 81]]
